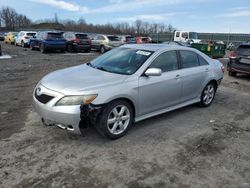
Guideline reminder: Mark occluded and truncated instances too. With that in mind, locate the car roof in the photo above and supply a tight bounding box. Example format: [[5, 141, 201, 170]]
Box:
[[239, 42, 250, 46], [122, 44, 193, 52]]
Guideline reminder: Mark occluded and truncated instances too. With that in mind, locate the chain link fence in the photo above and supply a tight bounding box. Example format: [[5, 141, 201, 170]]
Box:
[[149, 33, 250, 47]]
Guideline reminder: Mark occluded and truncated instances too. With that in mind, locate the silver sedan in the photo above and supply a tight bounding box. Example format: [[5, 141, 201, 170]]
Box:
[[33, 44, 224, 139]]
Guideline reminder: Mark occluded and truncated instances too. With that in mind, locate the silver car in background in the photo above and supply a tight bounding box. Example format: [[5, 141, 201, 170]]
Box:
[[91, 34, 123, 53], [33, 44, 224, 139]]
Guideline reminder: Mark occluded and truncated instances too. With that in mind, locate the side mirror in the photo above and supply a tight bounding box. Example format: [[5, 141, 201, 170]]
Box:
[[144, 68, 162, 76], [33, 36, 36, 39]]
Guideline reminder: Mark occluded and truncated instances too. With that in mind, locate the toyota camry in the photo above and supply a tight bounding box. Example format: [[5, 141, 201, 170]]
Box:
[[33, 44, 224, 139]]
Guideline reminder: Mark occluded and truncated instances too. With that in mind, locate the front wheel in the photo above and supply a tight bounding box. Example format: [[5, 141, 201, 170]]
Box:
[[200, 82, 216, 107], [95, 100, 133, 139], [228, 71, 237, 77]]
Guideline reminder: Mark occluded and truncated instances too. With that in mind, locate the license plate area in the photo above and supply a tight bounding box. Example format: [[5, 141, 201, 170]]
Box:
[[240, 58, 250, 64]]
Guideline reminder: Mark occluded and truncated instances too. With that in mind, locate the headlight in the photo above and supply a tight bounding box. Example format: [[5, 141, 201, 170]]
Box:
[[56, 94, 97, 106]]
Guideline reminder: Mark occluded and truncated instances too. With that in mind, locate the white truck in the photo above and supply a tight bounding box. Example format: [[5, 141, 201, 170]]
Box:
[[174, 31, 201, 43]]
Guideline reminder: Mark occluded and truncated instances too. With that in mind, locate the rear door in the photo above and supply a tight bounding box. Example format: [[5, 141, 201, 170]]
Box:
[[138, 50, 182, 116], [178, 50, 210, 102]]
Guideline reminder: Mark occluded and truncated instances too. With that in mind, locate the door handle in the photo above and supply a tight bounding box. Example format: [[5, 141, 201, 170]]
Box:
[[175, 74, 181, 79], [205, 68, 209, 72]]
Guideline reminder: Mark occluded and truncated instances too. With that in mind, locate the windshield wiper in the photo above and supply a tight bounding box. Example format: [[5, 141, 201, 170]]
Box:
[[86, 63, 110, 72], [95, 66, 110, 72]]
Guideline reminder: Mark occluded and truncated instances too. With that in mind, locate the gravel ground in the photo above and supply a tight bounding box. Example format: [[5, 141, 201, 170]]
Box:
[[0, 43, 250, 188]]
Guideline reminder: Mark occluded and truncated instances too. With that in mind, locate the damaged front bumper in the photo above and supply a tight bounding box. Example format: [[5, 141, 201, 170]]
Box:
[[79, 103, 106, 128]]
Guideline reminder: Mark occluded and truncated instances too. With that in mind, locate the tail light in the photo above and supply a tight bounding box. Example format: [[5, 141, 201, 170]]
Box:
[[221, 65, 225, 73], [88, 37, 91, 44], [73, 38, 80, 43], [24, 36, 30, 39], [229, 51, 237, 59]]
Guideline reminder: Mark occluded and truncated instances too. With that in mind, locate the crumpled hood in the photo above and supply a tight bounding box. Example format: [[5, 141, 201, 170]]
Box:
[[41, 64, 128, 95]]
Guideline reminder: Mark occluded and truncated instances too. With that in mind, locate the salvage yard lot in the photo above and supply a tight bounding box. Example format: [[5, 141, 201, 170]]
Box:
[[0, 43, 250, 188]]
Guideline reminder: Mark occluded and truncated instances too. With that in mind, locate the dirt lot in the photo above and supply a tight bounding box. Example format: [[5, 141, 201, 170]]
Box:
[[0, 43, 250, 188]]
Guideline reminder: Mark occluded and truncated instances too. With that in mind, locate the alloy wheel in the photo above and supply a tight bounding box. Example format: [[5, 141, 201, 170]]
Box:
[[203, 84, 215, 105], [107, 105, 130, 135]]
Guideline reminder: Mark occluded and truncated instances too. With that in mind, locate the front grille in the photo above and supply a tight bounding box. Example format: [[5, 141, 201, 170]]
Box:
[[35, 93, 54, 104]]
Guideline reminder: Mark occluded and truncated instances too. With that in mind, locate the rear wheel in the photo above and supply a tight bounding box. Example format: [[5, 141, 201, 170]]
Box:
[[67, 45, 73, 52], [200, 82, 216, 107], [21, 41, 25, 48], [100, 45, 106, 54], [40, 44, 46, 53], [95, 100, 133, 139], [228, 71, 237, 77]]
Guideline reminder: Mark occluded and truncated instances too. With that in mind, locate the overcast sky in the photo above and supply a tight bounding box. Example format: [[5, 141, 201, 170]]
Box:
[[0, 0, 250, 33]]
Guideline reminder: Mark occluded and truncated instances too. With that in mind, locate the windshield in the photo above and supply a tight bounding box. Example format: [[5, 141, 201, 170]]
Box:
[[189, 32, 198, 39], [89, 48, 153, 75], [47, 33, 63, 39], [108, 36, 120, 41], [27, 33, 36, 36], [76, 34, 88, 39]]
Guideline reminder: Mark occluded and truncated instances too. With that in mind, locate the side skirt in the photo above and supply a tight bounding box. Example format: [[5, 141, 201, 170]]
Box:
[[135, 98, 200, 123]]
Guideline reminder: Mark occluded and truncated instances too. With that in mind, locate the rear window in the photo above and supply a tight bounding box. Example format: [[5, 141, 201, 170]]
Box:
[[126, 37, 135, 41], [76, 34, 88, 39], [237, 45, 250, 56], [47, 33, 63, 39], [27, 33, 36, 36], [108, 36, 120, 41], [142, 37, 149, 42]]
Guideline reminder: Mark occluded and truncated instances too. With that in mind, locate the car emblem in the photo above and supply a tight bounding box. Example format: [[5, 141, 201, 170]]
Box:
[[36, 87, 42, 96]]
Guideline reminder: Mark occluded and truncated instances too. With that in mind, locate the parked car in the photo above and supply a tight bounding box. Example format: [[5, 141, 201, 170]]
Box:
[[228, 42, 250, 76], [118, 35, 136, 44], [91, 34, 123, 53], [30, 31, 66, 53], [63, 32, 91, 52], [0, 32, 5, 41], [15, 31, 37, 47], [4, 32, 18, 44], [33, 44, 224, 139], [136, 37, 152, 44], [163, 41, 191, 47]]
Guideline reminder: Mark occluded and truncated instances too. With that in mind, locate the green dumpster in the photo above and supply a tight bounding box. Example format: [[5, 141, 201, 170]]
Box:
[[191, 42, 226, 58]]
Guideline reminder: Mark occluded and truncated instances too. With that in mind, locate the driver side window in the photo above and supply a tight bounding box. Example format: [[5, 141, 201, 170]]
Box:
[[149, 51, 178, 73]]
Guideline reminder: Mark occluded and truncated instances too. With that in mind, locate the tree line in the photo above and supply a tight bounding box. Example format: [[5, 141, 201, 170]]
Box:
[[0, 6, 176, 36], [0, 7, 31, 30]]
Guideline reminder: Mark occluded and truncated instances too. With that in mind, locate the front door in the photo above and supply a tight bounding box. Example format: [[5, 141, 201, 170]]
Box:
[[138, 50, 182, 116]]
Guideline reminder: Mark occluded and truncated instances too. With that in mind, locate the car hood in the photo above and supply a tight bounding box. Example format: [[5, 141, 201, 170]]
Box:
[[41, 64, 128, 95]]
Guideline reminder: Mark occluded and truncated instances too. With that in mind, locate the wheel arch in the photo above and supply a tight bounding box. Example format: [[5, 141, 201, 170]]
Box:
[[106, 97, 136, 119]]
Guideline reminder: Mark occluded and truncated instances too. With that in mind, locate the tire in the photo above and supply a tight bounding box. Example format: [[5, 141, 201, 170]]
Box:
[[40, 44, 46, 53], [100, 45, 106, 54], [67, 45, 73, 52], [200, 82, 216, 107], [228, 71, 237, 77], [95, 100, 133, 139], [21, 41, 25, 48]]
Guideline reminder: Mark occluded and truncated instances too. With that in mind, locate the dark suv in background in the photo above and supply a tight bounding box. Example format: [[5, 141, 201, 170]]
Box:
[[63, 32, 91, 52], [30, 31, 66, 53], [228, 42, 250, 76]]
